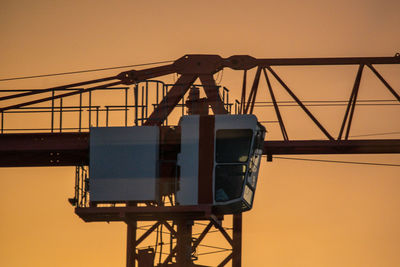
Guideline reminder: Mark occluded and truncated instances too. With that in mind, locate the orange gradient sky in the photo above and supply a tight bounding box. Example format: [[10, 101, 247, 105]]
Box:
[[1, 1, 400, 266]]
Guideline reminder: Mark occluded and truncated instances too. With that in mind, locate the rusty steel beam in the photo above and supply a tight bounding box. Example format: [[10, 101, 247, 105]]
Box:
[[263, 68, 289, 141], [198, 74, 228, 114], [253, 56, 400, 66], [126, 221, 137, 267], [344, 65, 364, 140], [144, 74, 197, 126], [232, 213, 242, 267], [224, 55, 400, 70], [0, 132, 89, 167], [1, 133, 399, 167], [263, 139, 400, 155]]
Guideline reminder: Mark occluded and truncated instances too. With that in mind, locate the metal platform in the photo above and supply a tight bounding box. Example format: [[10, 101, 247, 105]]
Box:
[[75, 205, 215, 222]]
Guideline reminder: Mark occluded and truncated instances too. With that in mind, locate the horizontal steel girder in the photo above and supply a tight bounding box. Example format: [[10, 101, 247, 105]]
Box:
[[0, 133, 399, 167], [263, 139, 400, 155], [0, 133, 89, 167]]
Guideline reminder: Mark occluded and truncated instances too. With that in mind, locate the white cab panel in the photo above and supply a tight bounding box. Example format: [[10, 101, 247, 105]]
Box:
[[90, 127, 159, 202], [176, 115, 199, 205]]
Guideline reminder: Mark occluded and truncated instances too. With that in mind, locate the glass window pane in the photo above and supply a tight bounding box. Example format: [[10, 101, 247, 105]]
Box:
[[247, 155, 261, 188], [216, 129, 253, 163], [243, 185, 254, 205], [247, 172, 257, 188], [214, 164, 246, 202]]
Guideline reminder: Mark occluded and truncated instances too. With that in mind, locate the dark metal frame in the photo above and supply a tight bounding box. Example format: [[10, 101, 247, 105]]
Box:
[[1, 54, 400, 267], [75, 204, 237, 267]]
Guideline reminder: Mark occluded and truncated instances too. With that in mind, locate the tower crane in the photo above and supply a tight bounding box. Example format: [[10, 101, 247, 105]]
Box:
[[1, 54, 400, 266]]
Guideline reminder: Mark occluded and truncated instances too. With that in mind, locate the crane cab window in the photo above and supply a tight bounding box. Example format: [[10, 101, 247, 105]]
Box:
[[214, 129, 253, 203], [215, 129, 253, 163], [215, 164, 246, 202]]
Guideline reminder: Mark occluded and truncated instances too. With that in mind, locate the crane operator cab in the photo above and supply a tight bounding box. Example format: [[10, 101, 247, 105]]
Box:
[[177, 114, 265, 214], [89, 114, 265, 215]]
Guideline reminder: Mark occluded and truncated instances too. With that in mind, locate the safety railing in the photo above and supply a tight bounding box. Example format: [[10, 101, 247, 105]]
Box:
[[0, 81, 233, 133]]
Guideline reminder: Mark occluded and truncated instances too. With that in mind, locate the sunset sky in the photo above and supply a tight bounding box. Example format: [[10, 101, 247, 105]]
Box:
[[1, 1, 400, 266]]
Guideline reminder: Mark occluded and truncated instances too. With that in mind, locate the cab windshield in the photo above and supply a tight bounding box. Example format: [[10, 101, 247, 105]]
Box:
[[215, 129, 253, 163], [214, 164, 246, 202]]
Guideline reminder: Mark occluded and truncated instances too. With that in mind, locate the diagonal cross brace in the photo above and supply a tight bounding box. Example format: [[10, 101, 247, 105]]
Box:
[[144, 74, 198, 125], [266, 66, 334, 140], [198, 74, 228, 115]]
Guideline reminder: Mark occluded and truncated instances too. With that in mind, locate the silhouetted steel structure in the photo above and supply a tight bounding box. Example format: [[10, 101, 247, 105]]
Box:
[[1, 54, 400, 266]]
